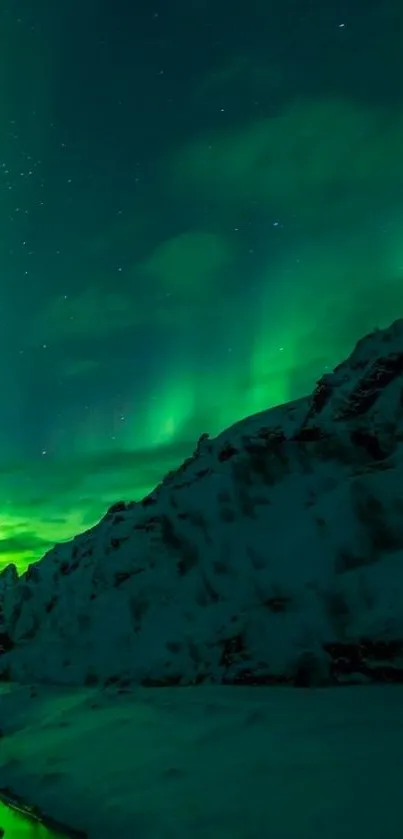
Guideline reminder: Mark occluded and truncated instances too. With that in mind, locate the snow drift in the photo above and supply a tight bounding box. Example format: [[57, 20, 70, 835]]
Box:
[[2, 320, 403, 687]]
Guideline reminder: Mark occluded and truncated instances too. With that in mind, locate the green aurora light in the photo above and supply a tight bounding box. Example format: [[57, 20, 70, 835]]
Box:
[[1, 0, 403, 572]]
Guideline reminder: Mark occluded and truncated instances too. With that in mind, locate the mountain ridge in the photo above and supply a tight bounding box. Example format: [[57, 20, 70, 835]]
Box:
[[2, 320, 403, 687]]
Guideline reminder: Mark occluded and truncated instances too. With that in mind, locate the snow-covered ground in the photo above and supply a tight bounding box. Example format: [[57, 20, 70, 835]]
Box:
[[0, 682, 403, 839]]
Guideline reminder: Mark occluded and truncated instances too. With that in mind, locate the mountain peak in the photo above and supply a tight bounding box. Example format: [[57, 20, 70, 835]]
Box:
[[2, 320, 403, 687]]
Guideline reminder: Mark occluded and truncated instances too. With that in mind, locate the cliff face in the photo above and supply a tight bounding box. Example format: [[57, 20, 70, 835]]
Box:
[[2, 320, 403, 687]]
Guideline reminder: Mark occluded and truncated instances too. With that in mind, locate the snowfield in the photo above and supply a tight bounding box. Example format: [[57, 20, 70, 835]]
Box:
[[1, 683, 403, 839]]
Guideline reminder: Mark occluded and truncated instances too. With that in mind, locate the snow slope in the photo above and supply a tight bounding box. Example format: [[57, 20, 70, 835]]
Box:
[[2, 320, 403, 686], [1, 683, 403, 839]]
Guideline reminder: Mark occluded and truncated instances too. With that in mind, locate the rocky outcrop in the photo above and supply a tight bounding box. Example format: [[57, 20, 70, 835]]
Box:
[[2, 321, 403, 687]]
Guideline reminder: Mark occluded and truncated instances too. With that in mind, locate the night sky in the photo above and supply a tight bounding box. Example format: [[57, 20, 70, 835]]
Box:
[[1, 0, 403, 570]]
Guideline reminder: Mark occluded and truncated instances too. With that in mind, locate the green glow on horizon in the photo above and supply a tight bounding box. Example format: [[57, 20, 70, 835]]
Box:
[[0, 798, 64, 837]]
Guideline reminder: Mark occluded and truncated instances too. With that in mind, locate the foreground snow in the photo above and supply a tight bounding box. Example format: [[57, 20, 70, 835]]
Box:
[[0, 683, 402, 839]]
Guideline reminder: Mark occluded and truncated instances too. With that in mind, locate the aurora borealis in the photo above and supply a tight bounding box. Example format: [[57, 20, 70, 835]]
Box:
[[1, 0, 403, 571]]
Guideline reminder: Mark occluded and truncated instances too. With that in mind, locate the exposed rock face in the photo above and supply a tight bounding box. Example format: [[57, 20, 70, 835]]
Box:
[[2, 321, 403, 687]]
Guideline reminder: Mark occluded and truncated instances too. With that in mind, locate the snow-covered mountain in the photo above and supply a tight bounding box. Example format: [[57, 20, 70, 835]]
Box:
[[2, 320, 403, 687]]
